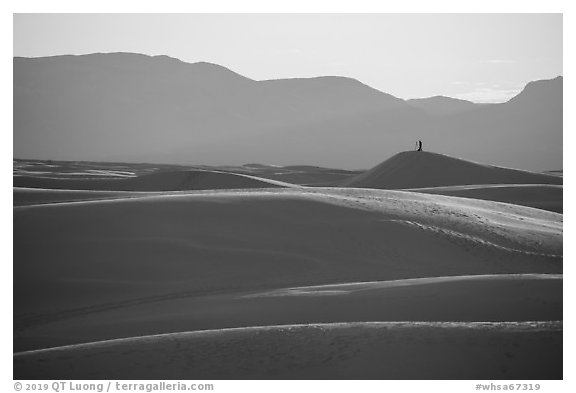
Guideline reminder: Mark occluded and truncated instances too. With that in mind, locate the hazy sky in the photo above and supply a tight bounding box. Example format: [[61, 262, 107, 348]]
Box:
[[14, 13, 562, 103]]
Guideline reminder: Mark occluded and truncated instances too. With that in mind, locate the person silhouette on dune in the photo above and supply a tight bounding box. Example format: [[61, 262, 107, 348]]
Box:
[[416, 140, 423, 152]]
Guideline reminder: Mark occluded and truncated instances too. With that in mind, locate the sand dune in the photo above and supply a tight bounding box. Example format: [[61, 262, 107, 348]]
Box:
[[14, 169, 292, 191], [14, 188, 561, 349], [13, 160, 563, 378], [14, 274, 561, 352], [14, 321, 562, 380], [406, 184, 562, 213], [344, 151, 562, 189]]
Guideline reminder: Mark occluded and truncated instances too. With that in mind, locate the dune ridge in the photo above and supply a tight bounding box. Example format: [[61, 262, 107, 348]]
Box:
[[16, 320, 561, 355], [244, 273, 562, 297]]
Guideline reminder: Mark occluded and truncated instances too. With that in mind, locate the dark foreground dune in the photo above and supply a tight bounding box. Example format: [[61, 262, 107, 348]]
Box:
[[14, 274, 561, 352], [14, 321, 562, 380]]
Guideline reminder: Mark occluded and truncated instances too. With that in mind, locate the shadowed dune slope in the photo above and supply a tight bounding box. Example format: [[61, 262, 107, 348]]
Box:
[[343, 151, 562, 189], [14, 321, 562, 380], [407, 184, 562, 213], [14, 188, 561, 335], [13, 169, 292, 191]]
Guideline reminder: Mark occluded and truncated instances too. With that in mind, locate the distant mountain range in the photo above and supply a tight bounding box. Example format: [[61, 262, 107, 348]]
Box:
[[406, 96, 481, 116], [13, 53, 562, 171]]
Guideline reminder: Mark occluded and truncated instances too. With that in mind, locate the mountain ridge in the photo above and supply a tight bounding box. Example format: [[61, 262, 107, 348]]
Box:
[[13, 53, 562, 171], [14, 52, 562, 102]]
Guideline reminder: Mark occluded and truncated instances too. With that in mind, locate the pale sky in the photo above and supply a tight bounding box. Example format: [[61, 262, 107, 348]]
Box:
[[13, 13, 562, 103]]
